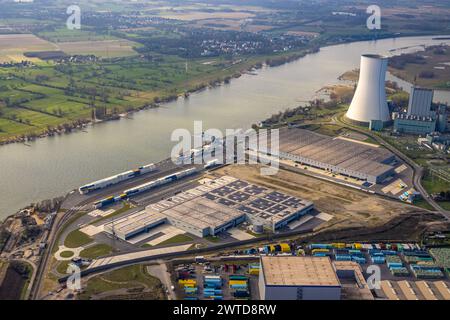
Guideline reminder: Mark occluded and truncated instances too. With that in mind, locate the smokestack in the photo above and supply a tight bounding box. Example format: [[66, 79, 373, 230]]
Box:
[[345, 54, 391, 125]]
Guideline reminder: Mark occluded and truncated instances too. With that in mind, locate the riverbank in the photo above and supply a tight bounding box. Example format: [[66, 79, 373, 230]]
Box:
[[0, 47, 320, 147], [388, 44, 450, 91]]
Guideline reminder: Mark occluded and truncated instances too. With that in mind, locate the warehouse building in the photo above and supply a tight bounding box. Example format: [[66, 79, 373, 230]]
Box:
[[104, 210, 167, 240], [147, 175, 314, 235], [259, 256, 342, 300], [156, 197, 247, 238], [271, 128, 396, 184]]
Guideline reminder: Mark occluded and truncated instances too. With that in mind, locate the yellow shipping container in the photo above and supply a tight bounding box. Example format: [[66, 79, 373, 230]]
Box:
[[249, 269, 260, 275], [280, 243, 291, 253], [332, 243, 346, 249], [353, 243, 362, 250], [312, 249, 330, 254], [179, 279, 196, 285]]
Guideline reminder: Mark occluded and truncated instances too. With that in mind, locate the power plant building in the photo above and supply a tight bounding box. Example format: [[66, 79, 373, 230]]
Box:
[[393, 114, 437, 135], [393, 87, 447, 135], [345, 54, 391, 126], [275, 128, 396, 184], [407, 87, 434, 117], [259, 256, 342, 300]]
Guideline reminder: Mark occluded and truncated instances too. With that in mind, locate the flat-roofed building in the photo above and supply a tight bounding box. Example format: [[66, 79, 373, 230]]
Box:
[[104, 210, 167, 240], [147, 176, 315, 235], [267, 128, 396, 184], [259, 256, 341, 300], [158, 197, 247, 238]]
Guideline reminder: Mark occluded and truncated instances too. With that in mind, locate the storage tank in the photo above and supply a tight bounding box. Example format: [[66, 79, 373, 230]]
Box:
[[345, 54, 391, 126]]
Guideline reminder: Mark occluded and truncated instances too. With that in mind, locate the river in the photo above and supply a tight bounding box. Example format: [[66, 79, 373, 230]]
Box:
[[1, 35, 450, 220]]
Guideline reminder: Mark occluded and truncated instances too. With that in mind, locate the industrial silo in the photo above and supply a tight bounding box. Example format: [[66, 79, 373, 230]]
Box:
[[345, 54, 391, 126]]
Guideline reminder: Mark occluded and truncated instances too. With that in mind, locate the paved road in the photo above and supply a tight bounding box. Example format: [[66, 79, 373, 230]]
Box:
[[335, 116, 450, 221]]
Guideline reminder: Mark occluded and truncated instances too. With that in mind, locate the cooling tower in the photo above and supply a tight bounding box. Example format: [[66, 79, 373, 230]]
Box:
[[345, 54, 391, 125]]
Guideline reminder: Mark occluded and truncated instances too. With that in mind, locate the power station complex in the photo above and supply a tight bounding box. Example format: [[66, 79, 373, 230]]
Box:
[[345, 54, 391, 127], [345, 54, 447, 134]]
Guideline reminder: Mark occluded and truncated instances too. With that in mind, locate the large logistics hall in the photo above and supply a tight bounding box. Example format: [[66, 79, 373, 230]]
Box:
[[104, 211, 167, 240], [275, 128, 396, 184], [259, 256, 342, 300], [105, 176, 314, 240]]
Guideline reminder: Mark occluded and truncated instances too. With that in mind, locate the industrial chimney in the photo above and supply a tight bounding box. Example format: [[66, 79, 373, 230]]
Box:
[[345, 54, 391, 126]]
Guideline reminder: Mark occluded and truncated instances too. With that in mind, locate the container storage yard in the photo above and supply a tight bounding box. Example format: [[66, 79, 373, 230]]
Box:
[[169, 241, 450, 300]]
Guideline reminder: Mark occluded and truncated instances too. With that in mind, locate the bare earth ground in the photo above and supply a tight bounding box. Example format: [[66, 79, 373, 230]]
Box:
[[0, 34, 57, 63], [213, 165, 447, 241], [0, 34, 137, 62]]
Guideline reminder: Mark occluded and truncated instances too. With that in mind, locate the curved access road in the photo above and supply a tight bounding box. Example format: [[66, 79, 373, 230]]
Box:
[[335, 116, 450, 221]]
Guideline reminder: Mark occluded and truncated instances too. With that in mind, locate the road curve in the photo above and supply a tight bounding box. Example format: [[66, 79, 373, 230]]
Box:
[[335, 116, 450, 221]]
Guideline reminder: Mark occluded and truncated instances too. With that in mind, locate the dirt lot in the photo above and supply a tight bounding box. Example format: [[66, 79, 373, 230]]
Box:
[[213, 165, 441, 236], [0, 34, 57, 62]]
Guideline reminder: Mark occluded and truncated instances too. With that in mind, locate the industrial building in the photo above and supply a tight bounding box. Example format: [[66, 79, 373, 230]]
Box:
[[345, 54, 391, 126], [259, 256, 342, 300], [156, 197, 247, 238], [407, 87, 434, 117], [104, 176, 314, 240], [147, 175, 314, 236], [104, 210, 167, 240], [274, 128, 396, 184], [393, 114, 437, 134]]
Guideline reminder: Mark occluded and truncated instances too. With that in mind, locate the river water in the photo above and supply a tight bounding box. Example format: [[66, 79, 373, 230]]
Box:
[[1, 35, 450, 220]]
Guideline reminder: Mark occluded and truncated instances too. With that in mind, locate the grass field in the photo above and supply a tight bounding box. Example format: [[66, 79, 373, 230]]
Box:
[[0, 49, 284, 142], [156, 234, 193, 247], [37, 28, 117, 43], [64, 229, 93, 248], [56, 40, 138, 58], [78, 264, 165, 300], [79, 244, 113, 259], [59, 251, 74, 258]]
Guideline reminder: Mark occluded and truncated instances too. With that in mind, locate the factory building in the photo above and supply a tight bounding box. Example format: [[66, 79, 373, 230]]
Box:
[[273, 128, 396, 184], [259, 256, 342, 300], [148, 175, 314, 235], [345, 54, 391, 127], [104, 176, 315, 240], [156, 197, 247, 238], [393, 114, 437, 135], [394, 87, 447, 135], [104, 210, 167, 240], [407, 87, 434, 117]]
